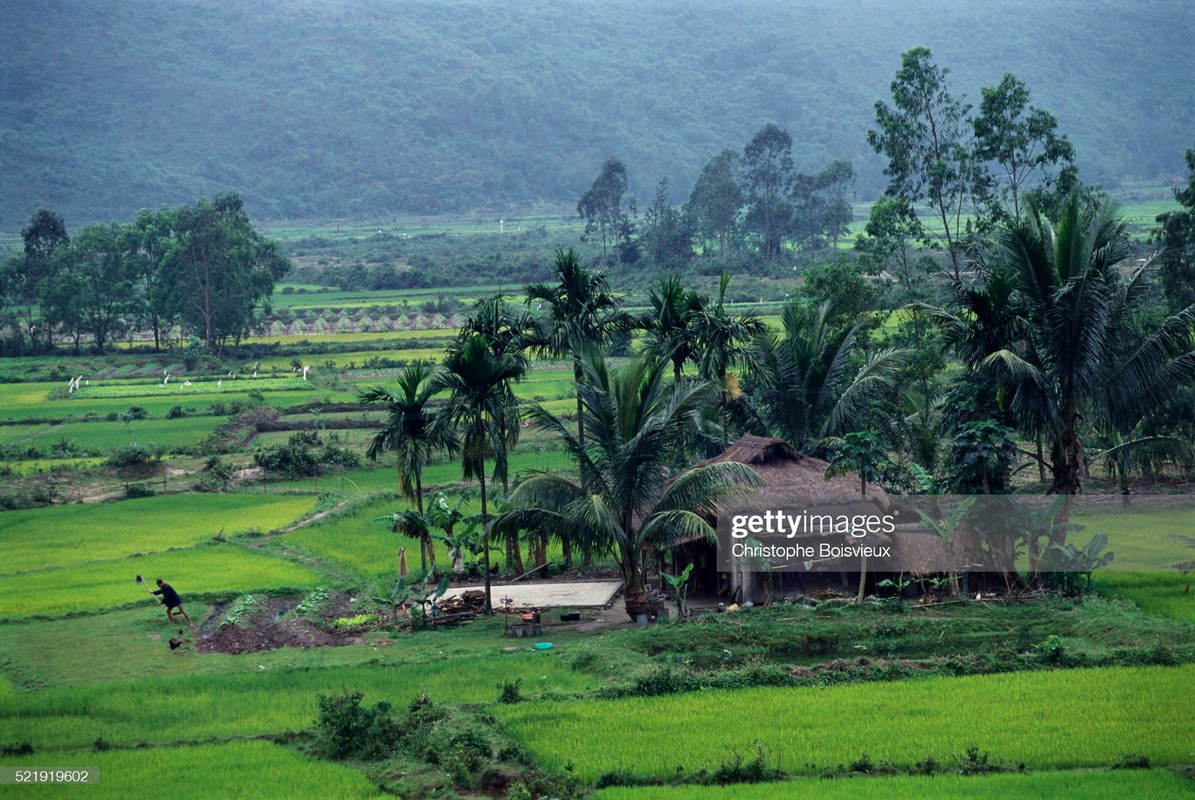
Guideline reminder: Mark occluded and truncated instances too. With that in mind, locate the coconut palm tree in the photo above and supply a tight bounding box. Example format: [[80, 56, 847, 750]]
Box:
[[496, 350, 762, 620], [436, 334, 526, 613], [360, 361, 458, 572], [525, 248, 632, 474], [746, 299, 906, 454], [979, 194, 1195, 519]]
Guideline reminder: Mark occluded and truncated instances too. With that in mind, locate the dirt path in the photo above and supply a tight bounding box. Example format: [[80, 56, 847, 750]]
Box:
[[241, 497, 360, 585]]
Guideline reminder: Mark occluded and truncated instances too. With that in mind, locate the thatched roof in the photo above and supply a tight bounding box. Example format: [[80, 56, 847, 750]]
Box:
[[701, 435, 887, 501]]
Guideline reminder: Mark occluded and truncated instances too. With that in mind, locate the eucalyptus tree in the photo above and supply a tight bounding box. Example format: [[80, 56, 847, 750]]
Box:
[[972, 73, 1076, 227], [436, 334, 526, 612], [869, 47, 978, 280], [742, 123, 795, 259], [128, 207, 178, 351], [577, 157, 635, 262], [360, 360, 459, 573], [640, 177, 691, 268], [745, 300, 905, 455], [4, 208, 68, 352], [685, 148, 742, 260], [46, 223, 139, 354], [496, 351, 762, 620]]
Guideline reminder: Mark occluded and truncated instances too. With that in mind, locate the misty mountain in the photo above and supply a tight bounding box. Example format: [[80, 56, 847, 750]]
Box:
[[2, 0, 1192, 228]]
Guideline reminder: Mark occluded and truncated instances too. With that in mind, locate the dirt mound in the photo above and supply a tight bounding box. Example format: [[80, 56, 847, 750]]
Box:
[[197, 595, 363, 655], [199, 617, 359, 654]]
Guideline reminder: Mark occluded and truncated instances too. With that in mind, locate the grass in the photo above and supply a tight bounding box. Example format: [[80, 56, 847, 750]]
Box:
[[0, 494, 317, 576], [0, 741, 384, 799], [1095, 572, 1195, 623], [497, 664, 1195, 781], [590, 769, 1195, 800]]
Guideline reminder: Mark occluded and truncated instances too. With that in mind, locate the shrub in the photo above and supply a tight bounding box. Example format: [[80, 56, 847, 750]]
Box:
[[314, 691, 400, 760], [122, 405, 148, 421], [498, 679, 523, 704], [107, 443, 152, 467]]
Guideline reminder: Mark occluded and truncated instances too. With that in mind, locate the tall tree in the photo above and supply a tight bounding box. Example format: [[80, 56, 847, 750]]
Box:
[[159, 194, 290, 352], [577, 157, 635, 262], [498, 351, 763, 620], [436, 335, 526, 613], [869, 47, 978, 279], [5, 209, 69, 352], [973, 73, 1076, 227], [742, 123, 795, 259], [52, 223, 138, 354], [685, 148, 742, 260], [360, 361, 459, 574], [128, 208, 178, 351], [640, 177, 691, 268], [1153, 144, 1195, 313], [791, 159, 855, 250]]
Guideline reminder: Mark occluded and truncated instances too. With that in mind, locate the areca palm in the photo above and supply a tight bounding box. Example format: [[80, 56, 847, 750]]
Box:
[[687, 271, 766, 448], [746, 299, 906, 454], [497, 351, 762, 620], [525, 248, 632, 475], [360, 361, 458, 573], [642, 275, 703, 382], [980, 194, 1195, 512], [436, 334, 526, 613], [453, 293, 534, 573]]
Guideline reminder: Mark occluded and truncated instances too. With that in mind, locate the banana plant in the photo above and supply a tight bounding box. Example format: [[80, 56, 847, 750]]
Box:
[[661, 563, 694, 619]]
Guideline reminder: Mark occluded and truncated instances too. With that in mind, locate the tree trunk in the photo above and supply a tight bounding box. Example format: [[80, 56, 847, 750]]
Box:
[[479, 432, 493, 614]]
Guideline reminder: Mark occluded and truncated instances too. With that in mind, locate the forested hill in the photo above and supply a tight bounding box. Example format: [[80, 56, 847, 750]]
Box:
[[3, 0, 1192, 228]]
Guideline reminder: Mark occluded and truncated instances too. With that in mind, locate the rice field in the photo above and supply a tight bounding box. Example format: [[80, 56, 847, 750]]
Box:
[[590, 769, 1195, 800], [0, 494, 317, 575], [497, 664, 1195, 781], [0, 544, 326, 618], [0, 651, 590, 751], [0, 741, 384, 799]]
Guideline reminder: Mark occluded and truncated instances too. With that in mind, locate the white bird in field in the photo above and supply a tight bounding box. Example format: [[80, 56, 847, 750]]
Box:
[[302, 366, 310, 380]]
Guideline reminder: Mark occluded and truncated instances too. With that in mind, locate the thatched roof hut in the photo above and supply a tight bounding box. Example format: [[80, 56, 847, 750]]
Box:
[[700, 434, 887, 501], [690, 436, 954, 600]]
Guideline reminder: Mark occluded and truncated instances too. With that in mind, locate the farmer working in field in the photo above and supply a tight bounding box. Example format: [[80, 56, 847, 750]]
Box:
[[153, 579, 193, 628]]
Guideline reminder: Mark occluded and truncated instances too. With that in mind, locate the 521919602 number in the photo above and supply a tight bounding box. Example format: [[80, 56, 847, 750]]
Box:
[[0, 767, 99, 784]]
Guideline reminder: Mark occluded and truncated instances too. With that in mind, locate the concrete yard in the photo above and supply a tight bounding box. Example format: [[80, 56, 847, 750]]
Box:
[[441, 580, 623, 608]]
